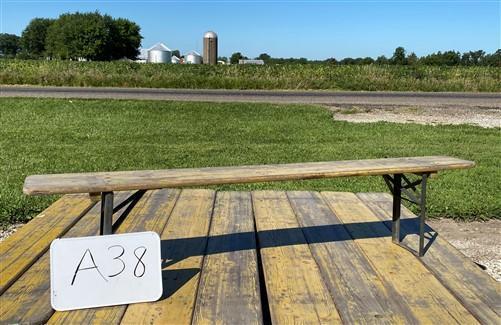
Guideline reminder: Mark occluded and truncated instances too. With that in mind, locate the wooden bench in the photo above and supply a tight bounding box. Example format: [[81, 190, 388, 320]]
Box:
[[2, 156, 500, 324], [24, 156, 474, 256]]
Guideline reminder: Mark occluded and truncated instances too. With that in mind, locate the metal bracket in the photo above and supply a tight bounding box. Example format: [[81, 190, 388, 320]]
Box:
[[383, 173, 429, 256]]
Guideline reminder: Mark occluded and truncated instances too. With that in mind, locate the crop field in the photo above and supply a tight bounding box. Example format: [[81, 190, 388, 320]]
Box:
[[1, 59, 500, 92], [0, 98, 499, 226]]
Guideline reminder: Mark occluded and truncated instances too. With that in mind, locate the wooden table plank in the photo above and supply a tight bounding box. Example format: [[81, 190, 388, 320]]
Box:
[[321, 192, 479, 324], [0, 194, 95, 294], [358, 192, 500, 324], [47, 189, 180, 324], [0, 192, 132, 324], [120, 189, 215, 325], [192, 191, 263, 325], [24, 156, 474, 195], [252, 190, 342, 324], [287, 191, 416, 324]]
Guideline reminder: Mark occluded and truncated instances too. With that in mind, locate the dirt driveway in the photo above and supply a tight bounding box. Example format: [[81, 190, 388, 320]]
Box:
[[330, 105, 501, 128]]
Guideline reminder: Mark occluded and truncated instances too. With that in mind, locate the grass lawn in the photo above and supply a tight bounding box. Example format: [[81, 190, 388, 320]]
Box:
[[0, 98, 499, 226]]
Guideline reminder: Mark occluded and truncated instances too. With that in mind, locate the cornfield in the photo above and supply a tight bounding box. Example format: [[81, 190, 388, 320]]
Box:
[[0, 59, 500, 92]]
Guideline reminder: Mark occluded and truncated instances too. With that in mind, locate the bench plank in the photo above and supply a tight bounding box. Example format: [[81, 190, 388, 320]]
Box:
[[0, 195, 117, 324], [120, 189, 215, 325], [287, 191, 416, 323], [358, 192, 501, 324], [47, 189, 180, 324], [252, 190, 342, 324], [24, 156, 474, 195], [321, 192, 479, 324], [0, 194, 95, 294], [192, 191, 263, 324]]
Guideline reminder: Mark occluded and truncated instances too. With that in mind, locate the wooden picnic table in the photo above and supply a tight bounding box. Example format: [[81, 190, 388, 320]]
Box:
[[1, 156, 498, 324]]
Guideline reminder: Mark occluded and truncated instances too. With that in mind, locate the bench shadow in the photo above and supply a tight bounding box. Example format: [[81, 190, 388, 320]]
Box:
[[160, 268, 200, 300], [160, 218, 436, 268], [158, 218, 437, 299]]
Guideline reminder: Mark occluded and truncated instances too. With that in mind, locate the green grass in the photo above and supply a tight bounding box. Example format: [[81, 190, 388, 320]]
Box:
[[0, 98, 499, 226], [1, 59, 500, 92]]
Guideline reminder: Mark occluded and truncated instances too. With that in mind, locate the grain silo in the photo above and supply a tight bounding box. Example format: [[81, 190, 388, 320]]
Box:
[[171, 55, 181, 64], [203, 31, 218, 65], [185, 50, 202, 64], [147, 43, 172, 63]]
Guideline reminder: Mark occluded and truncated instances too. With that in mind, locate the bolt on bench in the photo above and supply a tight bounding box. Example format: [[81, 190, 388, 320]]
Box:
[[23, 156, 474, 257]]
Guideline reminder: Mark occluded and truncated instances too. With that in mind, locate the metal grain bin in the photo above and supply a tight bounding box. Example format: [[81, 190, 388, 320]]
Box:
[[171, 55, 181, 64], [147, 43, 172, 63], [203, 31, 218, 65], [185, 50, 202, 64]]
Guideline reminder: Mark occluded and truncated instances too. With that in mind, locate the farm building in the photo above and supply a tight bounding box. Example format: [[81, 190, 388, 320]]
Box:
[[203, 31, 218, 65], [239, 59, 265, 65], [147, 43, 172, 63], [171, 55, 181, 64], [185, 51, 202, 64]]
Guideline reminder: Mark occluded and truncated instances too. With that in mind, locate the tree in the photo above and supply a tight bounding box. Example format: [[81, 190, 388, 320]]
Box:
[[339, 57, 356, 65], [230, 52, 244, 64], [391, 47, 407, 65], [257, 53, 271, 63], [171, 50, 181, 58], [46, 12, 110, 60], [106, 17, 141, 60], [20, 18, 54, 58], [376, 55, 389, 65], [420, 50, 460, 66], [45, 12, 142, 61], [407, 52, 418, 65], [360, 57, 374, 65], [469, 50, 485, 65], [0, 33, 20, 57], [482, 49, 501, 67]]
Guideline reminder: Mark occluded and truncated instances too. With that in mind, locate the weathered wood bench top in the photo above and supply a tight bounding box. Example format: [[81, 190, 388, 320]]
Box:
[[0, 189, 498, 324], [23, 156, 474, 195]]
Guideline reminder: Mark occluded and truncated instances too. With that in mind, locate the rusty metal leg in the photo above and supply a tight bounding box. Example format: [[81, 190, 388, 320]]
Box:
[[392, 174, 402, 243], [100, 191, 114, 235]]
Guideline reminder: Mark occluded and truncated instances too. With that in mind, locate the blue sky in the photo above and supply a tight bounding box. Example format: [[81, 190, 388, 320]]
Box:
[[1, 0, 499, 59]]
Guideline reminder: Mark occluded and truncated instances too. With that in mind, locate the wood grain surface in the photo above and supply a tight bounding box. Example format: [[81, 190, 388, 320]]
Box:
[[0, 194, 95, 294], [252, 190, 342, 324], [24, 156, 474, 195], [192, 191, 263, 325], [120, 189, 215, 325]]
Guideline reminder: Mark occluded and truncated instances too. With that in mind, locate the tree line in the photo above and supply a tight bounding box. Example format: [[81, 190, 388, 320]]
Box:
[[238, 47, 500, 67], [0, 12, 142, 60]]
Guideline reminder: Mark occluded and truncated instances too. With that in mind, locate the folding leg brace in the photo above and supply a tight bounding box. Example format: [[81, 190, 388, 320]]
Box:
[[383, 173, 430, 256]]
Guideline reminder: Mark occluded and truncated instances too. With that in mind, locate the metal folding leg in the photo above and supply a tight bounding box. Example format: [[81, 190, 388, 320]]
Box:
[[392, 174, 402, 243], [383, 173, 430, 257], [100, 191, 114, 235], [418, 174, 428, 256]]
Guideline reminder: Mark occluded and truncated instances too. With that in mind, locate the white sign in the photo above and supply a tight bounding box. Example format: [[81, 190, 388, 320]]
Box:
[[50, 231, 163, 311]]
